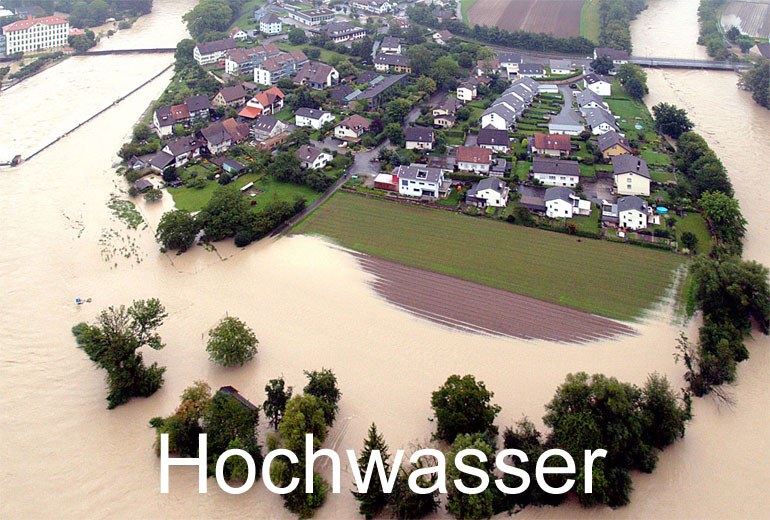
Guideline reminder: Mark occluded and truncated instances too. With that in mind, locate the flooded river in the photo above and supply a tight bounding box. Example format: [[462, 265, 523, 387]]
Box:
[[0, 0, 767, 518]]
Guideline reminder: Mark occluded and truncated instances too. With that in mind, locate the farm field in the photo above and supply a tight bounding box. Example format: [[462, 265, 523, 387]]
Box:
[[293, 191, 684, 321], [467, 0, 585, 37], [721, 1, 770, 39]]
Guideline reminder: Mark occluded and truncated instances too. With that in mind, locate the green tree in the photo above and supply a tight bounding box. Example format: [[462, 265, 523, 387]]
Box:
[[304, 368, 342, 426], [446, 433, 498, 519], [624, 76, 645, 100], [174, 39, 198, 71], [431, 374, 500, 443], [389, 451, 441, 519], [386, 98, 412, 123], [272, 151, 303, 182], [652, 102, 694, 139], [739, 60, 770, 109], [590, 55, 613, 75], [72, 299, 167, 409], [182, 0, 233, 40], [288, 27, 308, 45], [640, 373, 690, 449], [385, 123, 404, 147], [264, 377, 293, 430], [698, 190, 747, 256], [352, 423, 391, 519], [156, 210, 199, 252], [206, 316, 259, 367], [680, 231, 698, 252], [197, 186, 253, 241], [415, 75, 437, 95], [151, 381, 211, 457]]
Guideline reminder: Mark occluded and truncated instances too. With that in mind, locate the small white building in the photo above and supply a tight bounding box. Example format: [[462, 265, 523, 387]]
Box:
[[296, 145, 333, 169], [466, 177, 510, 208], [259, 13, 282, 35], [532, 157, 581, 187], [617, 195, 649, 230], [456, 146, 492, 174], [545, 187, 591, 219], [295, 107, 334, 129], [404, 126, 434, 150], [549, 59, 573, 75], [457, 82, 476, 102], [583, 73, 612, 97], [396, 164, 446, 198], [229, 26, 248, 41]]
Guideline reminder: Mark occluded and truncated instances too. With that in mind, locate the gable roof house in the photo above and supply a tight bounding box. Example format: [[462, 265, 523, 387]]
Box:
[[213, 85, 247, 108], [351, 0, 393, 15], [260, 13, 282, 35], [593, 47, 630, 66], [294, 61, 339, 90], [584, 108, 619, 135], [380, 36, 401, 54], [194, 38, 237, 66], [597, 130, 632, 159], [405, 126, 435, 150], [531, 133, 571, 157], [432, 96, 462, 128], [548, 110, 585, 135], [531, 157, 582, 187], [545, 187, 591, 219], [476, 128, 511, 153], [497, 51, 523, 79], [466, 177, 510, 208], [200, 121, 233, 155], [457, 79, 478, 102], [239, 86, 286, 118], [373, 53, 411, 73], [152, 106, 184, 136], [518, 63, 544, 78], [315, 21, 366, 43], [250, 48, 308, 85], [549, 59, 573, 75], [612, 154, 650, 196], [480, 78, 538, 130], [456, 146, 493, 173], [161, 135, 203, 168], [251, 115, 288, 141], [616, 195, 650, 230], [334, 114, 371, 141], [296, 145, 333, 169], [230, 26, 248, 41], [295, 107, 335, 129], [575, 88, 609, 114], [184, 95, 212, 120], [432, 29, 454, 45], [221, 117, 251, 144], [396, 164, 447, 198], [583, 72, 612, 96]]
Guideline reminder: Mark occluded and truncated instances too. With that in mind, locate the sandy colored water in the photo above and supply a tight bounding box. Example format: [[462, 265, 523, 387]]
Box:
[[0, 0, 767, 518]]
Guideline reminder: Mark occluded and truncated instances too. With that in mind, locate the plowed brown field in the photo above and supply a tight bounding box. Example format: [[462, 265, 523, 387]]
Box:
[[467, 0, 584, 37]]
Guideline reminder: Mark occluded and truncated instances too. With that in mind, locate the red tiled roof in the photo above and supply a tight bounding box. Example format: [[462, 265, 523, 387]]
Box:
[[456, 146, 492, 164], [3, 15, 68, 32], [533, 133, 570, 152], [171, 104, 190, 121], [238, 106, 263, 119]]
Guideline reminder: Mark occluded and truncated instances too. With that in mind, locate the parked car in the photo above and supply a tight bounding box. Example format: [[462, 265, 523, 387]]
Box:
[[569, 83, 578, 89]]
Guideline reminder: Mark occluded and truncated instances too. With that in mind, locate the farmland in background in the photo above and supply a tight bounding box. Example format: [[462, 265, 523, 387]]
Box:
[[467, 0, 586, 37], [293, 191, 684, 321]]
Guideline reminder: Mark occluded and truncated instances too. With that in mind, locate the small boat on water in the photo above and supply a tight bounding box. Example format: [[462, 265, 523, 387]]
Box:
[[75, 298, 92, 305]]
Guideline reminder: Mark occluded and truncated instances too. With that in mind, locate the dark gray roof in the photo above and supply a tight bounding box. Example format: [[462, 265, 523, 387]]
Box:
[[617, 195, 648, 213], [396, 164, 443, 183], [374, 53, 409, 67], [584, 108, 618, 130], [583, 72, 607, 85], [217, 85, 246, 103], [519, 63, 544, 75], [165, 135, 202, 156], [612, 154, 650, 179], [497, 51, 522, 64], [532, 157, 581, 177], [353, 74, 406, 101], [545, 186, 576, 203], [196, 38, 237, 56], [575, 89, 604, 107], [381, 36, 400, 49], [184, 94, 211, 113], [318, 21, 365, 37], [405, 126, 434, 143], [597, 131, 631, 152], [755, 42, 770, 58], [200, 122, 231, 146], [477, 128, 509, 147], [467, 177, 508, 197], [296, 145, 325, 163], [253, 115, 280, 133], [218, 386, 258, 411], [262, 13, 280, 23], [594, 47, 630, 61], [295, 107, 329, 119]]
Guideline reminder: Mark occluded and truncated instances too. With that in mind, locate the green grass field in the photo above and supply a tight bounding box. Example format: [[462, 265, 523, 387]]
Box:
[[460, 0, 478, 24], [580, 0, 601, 43], [294, 191, 684, 321], [675, 212, 713, 255]]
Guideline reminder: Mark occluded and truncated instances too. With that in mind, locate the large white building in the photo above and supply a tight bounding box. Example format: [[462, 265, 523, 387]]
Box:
[[396, 164, 446, 199], [2, 15, 69, 55]]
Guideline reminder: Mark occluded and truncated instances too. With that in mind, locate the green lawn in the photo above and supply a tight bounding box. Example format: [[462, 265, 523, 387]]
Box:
[[277, 42, 359, 67], [571, 203, 600, 234], [515, 160, 532, 180], [580, 0, 601, 43], [675, 212, 713, 255], [460, 0, 479, 23], [169, 173, 321, 212], [231, 0, 261, 31], [293, 191, 683, 321]]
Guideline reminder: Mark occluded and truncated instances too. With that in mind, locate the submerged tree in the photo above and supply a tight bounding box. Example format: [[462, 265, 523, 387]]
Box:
[[206, 316, 259, 367], [431, 374, 501, 443], [352, 423, 391, 519], [303, 368, 342, 426], [264, 377, 293, 430], [72, 298, 167, 409]]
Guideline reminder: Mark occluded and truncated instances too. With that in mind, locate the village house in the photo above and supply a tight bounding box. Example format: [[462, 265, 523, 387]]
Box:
[[593, 47, 630, 67], [239, 86, 285, 119], [212, 156, 246, 175], [213, 85, 247, 108], [432, 96, 462, 129], [295, 107, 334, 129], [480, 77, 539, 130], [456, 146, 493, 174], [548, 111, 585, 135], [347, 73, 407, 109], [379, 36, 401, 55], [530, 133, 571, 157], [532, 157, 581, 187], [185, 95, 212, 120], [544, 187, 591, 219], [260, 13, 282, 35], [229, 26, 248, 41], [604, 195, 649, 230], [549, 59, 573, 75], [351, 0, 393, 15], [432, 29, 453, 45], [395, 164, 447, 198], [152, 95, 212, 136], [251, 115, 288, 142], [612, 154, 651, 196], [466, 177, 510, 208], [286, 7, 335, 26], [576, 89, 609, 114], [518, 63, 544, 78], [153, 106, 186, 136], [296, 145, 333, 169], [250, 48, 309, 85], [476, 128, 510, 154], [584, 108, 619, 135], [314, 21, 366, 43], [374, 53, 411, 73], [225, 44, 298, 76], [405, 126, 434, 150], [750, 42, 770, 59], [498, 51, 523, 79], [334, 114, 371, 141], [476, 57, 501, 76], [583, 73, 612, 96], [200, 121, 232, 155], [194, 38, 237, 66], [294, 61, 339, 90], [161, 135, 203, 168], [457, 79, 477, 103], [597, 131, 632, 159]]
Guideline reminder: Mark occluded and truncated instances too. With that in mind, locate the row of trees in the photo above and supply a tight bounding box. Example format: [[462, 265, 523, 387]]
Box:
[[407, 5, 595, 55], [182, 0, 248, 41], [597, 0, 647, 53], [157, 185, 307, 251], [739, 59, 770, 109], [674, 131, 734, 199], [697, 0, 730, 60]]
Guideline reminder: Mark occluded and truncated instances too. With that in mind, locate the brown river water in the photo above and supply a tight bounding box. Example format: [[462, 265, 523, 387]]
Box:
[[0, 0, 767, 518]]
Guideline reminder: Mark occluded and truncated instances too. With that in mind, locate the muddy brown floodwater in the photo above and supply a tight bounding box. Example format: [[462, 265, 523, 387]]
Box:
[[0, 0, 767, 518]]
